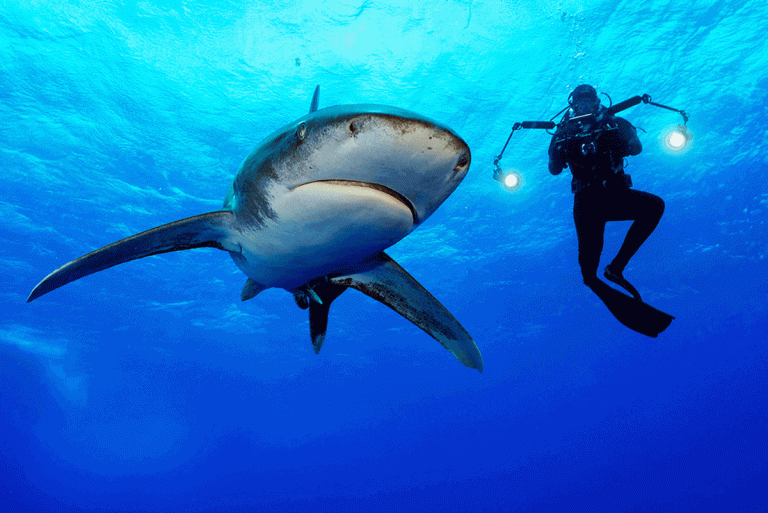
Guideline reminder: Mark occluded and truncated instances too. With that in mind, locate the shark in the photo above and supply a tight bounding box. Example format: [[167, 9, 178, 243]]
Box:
[[27, 86, 483, 372]]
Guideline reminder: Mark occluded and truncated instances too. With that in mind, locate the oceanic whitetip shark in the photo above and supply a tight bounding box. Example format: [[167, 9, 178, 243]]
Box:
[[28, 87, 483, 372]]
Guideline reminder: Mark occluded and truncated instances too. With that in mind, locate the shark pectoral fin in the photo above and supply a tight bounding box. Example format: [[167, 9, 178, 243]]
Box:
[[306, 280, 347, 354], [329, 253, 483, 372], [241, 278, 268, 301], [28, 211, 237, 302]]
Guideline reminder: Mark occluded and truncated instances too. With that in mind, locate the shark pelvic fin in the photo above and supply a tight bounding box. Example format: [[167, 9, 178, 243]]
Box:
[[241, 278, 268, 301], [330, 253, 483, 372], [28, 211, 237, 302]]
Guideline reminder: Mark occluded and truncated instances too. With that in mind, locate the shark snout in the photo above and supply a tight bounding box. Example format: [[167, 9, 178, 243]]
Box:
[[380, 120, 471, 225], [287, 106, 472, 227]]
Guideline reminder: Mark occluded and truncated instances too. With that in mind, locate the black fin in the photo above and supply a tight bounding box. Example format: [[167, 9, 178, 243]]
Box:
[[330, 253, 483, 372], [604, 266, 642, 300], [293, 290, 309, 310], [241, 278, 268, 301], [28, 211, 236, 302], [309, 85, 320, 114], [307, 280, 347, 354], [587, 278, 674, 337]]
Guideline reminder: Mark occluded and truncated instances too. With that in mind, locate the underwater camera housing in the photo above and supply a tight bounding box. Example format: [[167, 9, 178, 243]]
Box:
[[553, 111, 620, 154]]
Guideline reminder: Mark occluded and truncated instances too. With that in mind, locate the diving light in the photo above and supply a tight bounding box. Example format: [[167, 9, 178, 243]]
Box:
[[493, 165, 523, 191], [664, 124, 693, 152]]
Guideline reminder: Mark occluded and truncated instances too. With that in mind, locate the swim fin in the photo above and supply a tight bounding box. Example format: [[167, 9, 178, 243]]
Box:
[[604, 265, 641, 300], [587, 278, 674, 337]]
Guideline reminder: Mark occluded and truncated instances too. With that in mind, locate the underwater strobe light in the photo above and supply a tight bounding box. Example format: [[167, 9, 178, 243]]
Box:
[[493, 165, 523, 191], [664, 124, 693, 152]]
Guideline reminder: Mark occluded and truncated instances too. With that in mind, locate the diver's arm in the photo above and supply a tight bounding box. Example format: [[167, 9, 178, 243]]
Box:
[[548, 133, 567, 175], [616, 117, 642, 156]]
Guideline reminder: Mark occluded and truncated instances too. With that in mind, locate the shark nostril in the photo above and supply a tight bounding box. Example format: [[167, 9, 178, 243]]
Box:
[[456, 153, 470, 169]]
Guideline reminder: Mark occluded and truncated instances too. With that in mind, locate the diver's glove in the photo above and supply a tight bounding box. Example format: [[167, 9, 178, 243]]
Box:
[[548, 143, 568, 175]]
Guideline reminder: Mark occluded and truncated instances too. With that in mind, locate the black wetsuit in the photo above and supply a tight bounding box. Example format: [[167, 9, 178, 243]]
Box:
[[548, 110, 665, 285]]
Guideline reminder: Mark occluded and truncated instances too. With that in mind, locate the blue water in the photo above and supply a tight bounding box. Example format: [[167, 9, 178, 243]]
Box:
[[2, 0, 767, 511]]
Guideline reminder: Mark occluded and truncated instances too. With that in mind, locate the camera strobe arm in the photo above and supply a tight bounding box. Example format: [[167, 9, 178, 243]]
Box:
[[494, 121, 557, 166], [607, 94, 689, 124]]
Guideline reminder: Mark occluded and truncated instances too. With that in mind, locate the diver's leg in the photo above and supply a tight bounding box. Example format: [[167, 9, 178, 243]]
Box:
[[573, 191, 606, 286], [608, 190, 665, 272]]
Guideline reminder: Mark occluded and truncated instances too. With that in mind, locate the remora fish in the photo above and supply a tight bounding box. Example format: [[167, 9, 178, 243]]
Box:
[[28, 87, 483, 372]]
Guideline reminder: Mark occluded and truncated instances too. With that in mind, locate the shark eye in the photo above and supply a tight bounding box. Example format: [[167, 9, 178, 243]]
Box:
[[349, 122, 357, 133], [296, 123, 307, 141]]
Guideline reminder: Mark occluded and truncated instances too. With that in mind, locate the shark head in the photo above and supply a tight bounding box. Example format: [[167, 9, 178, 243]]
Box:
[[222, 104, 472, 289], [225, 104, 471, 230]]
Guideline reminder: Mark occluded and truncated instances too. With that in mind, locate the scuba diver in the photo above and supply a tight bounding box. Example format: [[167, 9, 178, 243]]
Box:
[[548, 84, 665, 301]]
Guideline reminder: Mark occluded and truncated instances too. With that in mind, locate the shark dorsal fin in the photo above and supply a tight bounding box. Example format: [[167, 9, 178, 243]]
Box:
[[309, 85, 320, 114]]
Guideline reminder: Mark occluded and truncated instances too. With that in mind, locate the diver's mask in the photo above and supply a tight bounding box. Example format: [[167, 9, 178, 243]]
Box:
[[569, 95, 601, 117], [568, 84, 601, 117]]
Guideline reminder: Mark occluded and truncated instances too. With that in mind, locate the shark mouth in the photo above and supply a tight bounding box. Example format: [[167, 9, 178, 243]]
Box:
[[300, 179, 419, 224]]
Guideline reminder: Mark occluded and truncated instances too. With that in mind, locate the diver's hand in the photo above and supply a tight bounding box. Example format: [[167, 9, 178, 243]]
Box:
[[548, 159, 565, 175]]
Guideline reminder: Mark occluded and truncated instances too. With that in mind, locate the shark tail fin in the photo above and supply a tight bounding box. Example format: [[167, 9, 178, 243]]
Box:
[[330, 253, 484, 372], [309, 85, 320, 113], [28, 211, 237, 302]]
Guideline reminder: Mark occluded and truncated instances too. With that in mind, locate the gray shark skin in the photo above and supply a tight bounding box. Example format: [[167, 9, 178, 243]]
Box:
[[28, 87, 483, 372]]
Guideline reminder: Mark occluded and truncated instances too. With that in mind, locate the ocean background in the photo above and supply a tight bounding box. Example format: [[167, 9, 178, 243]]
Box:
[[2, 0, 767, 511]]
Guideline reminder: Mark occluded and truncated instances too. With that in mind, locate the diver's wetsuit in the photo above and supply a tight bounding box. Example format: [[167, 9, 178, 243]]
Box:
[[548, 110, 665, 285]]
